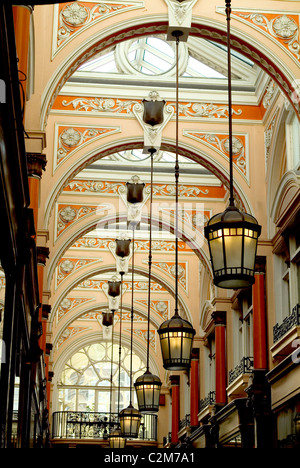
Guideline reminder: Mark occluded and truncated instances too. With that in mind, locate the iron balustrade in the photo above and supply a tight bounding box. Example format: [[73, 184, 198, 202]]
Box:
[[51, 411, 157, 441], [163, 431, 172, 446], [179, 414, 190, 430], [199, 391, 216, 412], [228, 356, 254, 385], [273, 304, 300, 343]]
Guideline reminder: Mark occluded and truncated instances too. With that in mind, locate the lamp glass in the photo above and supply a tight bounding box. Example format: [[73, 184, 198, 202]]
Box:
[[119, 405, 142, 438], [205, 206, 261, 289], [158, 315, 195, 370], [108, 428, 126, 448], [134, 371, 162, 413]]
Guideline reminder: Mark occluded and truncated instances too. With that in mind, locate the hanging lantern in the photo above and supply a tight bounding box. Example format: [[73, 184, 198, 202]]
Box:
[[108, 427, 126, 448], [126, 178, 145, 204], [119, 404, 142, 438], [116, 237, 131, 258], [156, 32, 196, 372], [157, 313, 196, 371], [102, 311, 114, 327], [204, 1, 261, 290], [134, 371, 162, 413], [142, 98, 165, 126], [108, 279, 121, 297], [204, 205, 261, 289]]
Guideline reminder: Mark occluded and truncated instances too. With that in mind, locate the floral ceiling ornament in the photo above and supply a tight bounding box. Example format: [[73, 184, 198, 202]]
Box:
[[219, 8, 300, 62], [183, 130, 248, 181], [61, 2, 89, 26], [55, 1, 144, 55], [56, 126, 120, 168]]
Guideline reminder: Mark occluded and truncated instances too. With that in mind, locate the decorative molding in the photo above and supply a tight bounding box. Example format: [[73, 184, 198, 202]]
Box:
[[63, 178, 226, 200], [184, 130, 249, 182], [124, 327, 156, 350], [55, 125, 120, 169], [56, 257, 102, 287], [57, 296, 95, 322], [56, 203, 112, 239], [151, 261, 187, 290], [135, 299, 169, 320], [164, 0, 198, 42], [132, 91, 174, 152], [56, 325, 92, 349], [52, 1, 145, 57], [54, 94, 250, 121], [264, 106, 280, 167], [217, 7, 300, 64], [27, 153, 47, 178]]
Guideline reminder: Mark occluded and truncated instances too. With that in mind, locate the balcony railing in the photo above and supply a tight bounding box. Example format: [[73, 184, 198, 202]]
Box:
[[51, 411, 157, 441], [273, 304, 300, 343], [199, 391, 216, 412], [179, 414, 190, 431], [228, 356, 253, 385]]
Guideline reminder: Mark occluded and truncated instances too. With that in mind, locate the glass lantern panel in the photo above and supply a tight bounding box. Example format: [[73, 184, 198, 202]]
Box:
[[224, 233, 242, 269], [210, 236, 224, 271]]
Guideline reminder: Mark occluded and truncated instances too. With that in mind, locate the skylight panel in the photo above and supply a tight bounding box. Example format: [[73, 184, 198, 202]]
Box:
[[186, 56, 226, 78]]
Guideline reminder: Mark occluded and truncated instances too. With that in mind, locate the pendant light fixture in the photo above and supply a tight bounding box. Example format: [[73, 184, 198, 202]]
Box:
[[119, 225, 142, 438], [108, 273, 126, 448], [157, 30, 195, 371], [108, 239, 131, 448], [134, 147, 162, 413], [204, 0, 261, 290]]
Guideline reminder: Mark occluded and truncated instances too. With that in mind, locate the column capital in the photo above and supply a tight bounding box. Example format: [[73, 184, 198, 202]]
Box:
[[255, 256, 266, 273], [27, 153, 47, 178], [212, 311, 226, 326], [42, 304, 51, 320], [191, 348, 200, 360], [37, 246, 50, 266], [169, 375, 180, 386]]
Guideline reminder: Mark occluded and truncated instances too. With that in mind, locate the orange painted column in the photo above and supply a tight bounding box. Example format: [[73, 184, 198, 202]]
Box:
[[213, 311, 227, 406], [12, 6, 32, 118], [253, 260, 267, 370], [170, 375, 180, 445], [190, 348, 199, 427]]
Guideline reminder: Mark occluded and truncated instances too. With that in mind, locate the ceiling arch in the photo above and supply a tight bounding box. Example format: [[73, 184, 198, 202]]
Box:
[[41, 15, 300, 129], [43, 136, 250, 232], [48, 262, 194, 326], [46, 209, 212, 291]]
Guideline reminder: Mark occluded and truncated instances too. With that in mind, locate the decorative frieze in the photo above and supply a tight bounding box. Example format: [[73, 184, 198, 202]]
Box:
[[63, 178, 226, 200], [55, 94, 247, 120]]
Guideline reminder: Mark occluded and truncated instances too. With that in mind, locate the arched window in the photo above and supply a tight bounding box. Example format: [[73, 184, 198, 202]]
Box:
[[57, 342, 146, 414]]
